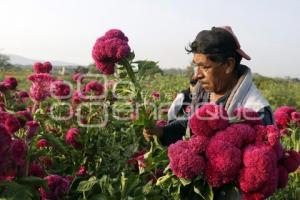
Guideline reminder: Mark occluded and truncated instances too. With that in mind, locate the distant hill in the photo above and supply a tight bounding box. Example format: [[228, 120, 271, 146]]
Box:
[[5, 54, 79, 67]]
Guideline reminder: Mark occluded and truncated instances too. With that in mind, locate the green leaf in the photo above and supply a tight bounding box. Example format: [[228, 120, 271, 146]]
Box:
[[179, 178, 191, 186], [156, 174, 172, 186], [77, 176, 99, 192], [18, 176, 47, 188], [41, 133, 67, 154]]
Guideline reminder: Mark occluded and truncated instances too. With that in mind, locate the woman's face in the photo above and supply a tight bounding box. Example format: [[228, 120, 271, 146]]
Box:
[[193, 53, 232, 94]]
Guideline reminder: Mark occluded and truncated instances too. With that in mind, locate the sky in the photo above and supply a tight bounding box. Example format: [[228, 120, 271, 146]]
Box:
[[0, 0, 300, 78]]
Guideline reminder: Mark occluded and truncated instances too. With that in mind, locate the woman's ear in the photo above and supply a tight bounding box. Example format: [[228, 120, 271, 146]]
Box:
[[225, 58, 236, 74]]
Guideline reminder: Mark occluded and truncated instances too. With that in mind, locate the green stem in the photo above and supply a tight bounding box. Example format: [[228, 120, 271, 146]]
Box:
[[120, 58, 153, 128]]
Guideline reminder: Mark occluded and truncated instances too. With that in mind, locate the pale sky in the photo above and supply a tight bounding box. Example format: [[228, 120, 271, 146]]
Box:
[[0, 0, 300, 78]]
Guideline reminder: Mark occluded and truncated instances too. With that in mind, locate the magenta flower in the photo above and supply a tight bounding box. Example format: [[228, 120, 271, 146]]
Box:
[[0, 124, 11, 154], [211, 123, 255, 149], [28, 73, 55, 101], [0, 82, 8, 92], [72, 90, 86, 104], [4, 113, 21, 134], [25, 121, 40, 139], [65, 128, 81, 148], [33, 62, 52, 73], [41, 175, 69, 200], [51, 80, 71, 99], [189, 104, 229, 137], [3, 76, 18, 90], [72, 73, 83, 83], [10, 139, 27, 166], [274, 106, 296, 128], [168, 140, 190, 160], [92, 29, 131, 75], [187, 135, 210, 154], [233, 107, 263, 126], [169, 149, 206, 179], [29, 163, 45, 178], [155, 119, 167, 128], [76, 166, 87, 176], [280, 150, 300, 173], [36, 139, 49, 148], [85, 81, 104, 96], [291, 111, 300, 126], [151, 91, 160, 99], [127, 149, 146, 170], [205, 139, 242, 186], [16, 110, 33, 127], [43, 61, 52, 73]]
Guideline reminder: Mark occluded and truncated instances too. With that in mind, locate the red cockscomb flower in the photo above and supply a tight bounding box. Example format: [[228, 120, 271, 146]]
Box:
[[274, 106, 296, 128], [187, 135, 210, 154], [92, 29, 131, 75], [40, 175, 69, 200], [189, 104, 229, 137], [169, 149, 206, 179], [65, 128, 81, 148], [10, 139, 27, 166], [85, 81, 104, 96], [3, 76, 18, 90], [51, 80, 71, 99]]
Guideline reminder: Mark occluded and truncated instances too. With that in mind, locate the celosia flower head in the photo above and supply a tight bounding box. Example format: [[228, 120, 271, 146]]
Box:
[[189, 104, 229, 137], [92, 29, 131, 75]]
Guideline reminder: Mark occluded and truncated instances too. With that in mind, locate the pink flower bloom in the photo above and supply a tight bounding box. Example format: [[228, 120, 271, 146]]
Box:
[[41, 175, 69, 200], [169, 149, 206, 179], [168, 140, 189, 160], [72, 73, 83, 83], [85, 81, 104, 96], [280, 150, 300, 173], [212, 123, 255, 149], [187, 135, 210, 154], [291, 111, 300, 126], [0, 82, 8, 92], [34, 62, 52, 73], [16, 110, 33, 127], [274, 106, 296, 128], [189, 104, 229, 137], [92, 29, 131, 75], [3, 76, 18, 90], [151, 91, 160, 99], [25, 121, 39, 139], [29, 163, 45, 178], [28, 73, 55, 101], [43, 62, 52, 73], [127, 149, 146, 170], [233, 107, 263, 126], [51, 80, 71, 99], [76, 166, 87, 176], [10, 139, 27, 166], [4, 113, 21, 134], [239, 167, 269, 193], [0, 124, 11, 154], [155, 119, 167, 127], [72, 90, 86, 104], [205, 139, 242, 185], [65, 128, 81, 148], [37, 139, 49, 148]]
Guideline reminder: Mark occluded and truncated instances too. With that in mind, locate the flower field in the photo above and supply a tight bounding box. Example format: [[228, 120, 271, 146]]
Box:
[[0, 29, 299, 200]]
